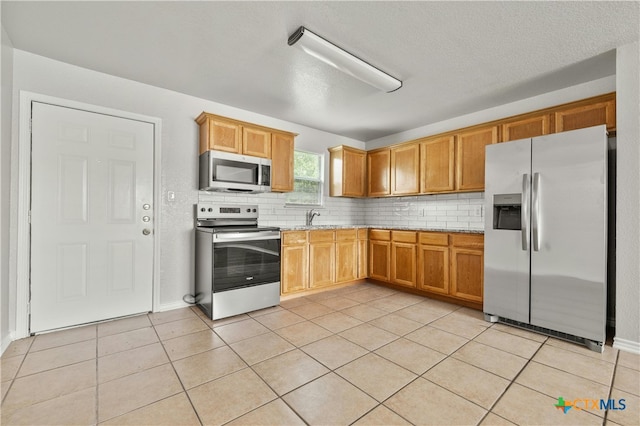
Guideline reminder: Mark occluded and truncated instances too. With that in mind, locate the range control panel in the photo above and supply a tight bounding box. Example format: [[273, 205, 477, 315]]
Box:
[[196, 203, 259, 220]]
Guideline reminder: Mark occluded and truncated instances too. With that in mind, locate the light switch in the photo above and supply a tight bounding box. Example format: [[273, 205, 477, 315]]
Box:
[[167, 191, 176, 202]]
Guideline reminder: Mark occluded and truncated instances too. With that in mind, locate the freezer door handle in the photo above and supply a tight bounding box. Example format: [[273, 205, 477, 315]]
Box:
[[522, 174, 530, 251], [532, 172, 541, 251]]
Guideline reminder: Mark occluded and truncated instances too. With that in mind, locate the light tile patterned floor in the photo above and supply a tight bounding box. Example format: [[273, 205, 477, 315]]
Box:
[[1, 282, 638, 425]]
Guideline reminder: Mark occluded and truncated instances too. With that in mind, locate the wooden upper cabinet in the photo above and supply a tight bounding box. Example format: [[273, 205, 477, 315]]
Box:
[[242, 126, 271, 158], [501, 114, 550, 142], [367, 149, 391, 197], [271, 132, 294, 192], [329, 146, 366, 197], [197, 116, 241, 155], [391, 143, 420, 195], [196, 114, 296, 185], [420, 136, 455, 193], [554, 97, 616, 133], [456, 126, 498, 191]]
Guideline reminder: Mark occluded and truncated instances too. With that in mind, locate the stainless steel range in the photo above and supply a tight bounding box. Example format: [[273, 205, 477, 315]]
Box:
[[195, 203, 281, 320]]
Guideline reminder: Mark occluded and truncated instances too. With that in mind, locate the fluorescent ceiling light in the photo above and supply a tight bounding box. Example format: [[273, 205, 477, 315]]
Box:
[[288, 26, 402, 93]]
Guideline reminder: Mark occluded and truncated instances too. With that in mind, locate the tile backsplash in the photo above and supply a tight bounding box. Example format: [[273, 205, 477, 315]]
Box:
[[198, 191, 484, 231], [365, 192, 485, 230]]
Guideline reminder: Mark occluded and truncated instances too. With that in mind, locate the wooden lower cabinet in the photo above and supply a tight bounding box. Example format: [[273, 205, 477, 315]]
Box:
[[369, 229, 484, 307], [335, 230, 358, 283], [418, 232, 449, 294], [357, 229, 368, 279], [309, 230, 335, 288], [450, 234, 484, 303], [281, 228, 365, 296], [281, 231, 308, 295], [390, 231, 417, 288]]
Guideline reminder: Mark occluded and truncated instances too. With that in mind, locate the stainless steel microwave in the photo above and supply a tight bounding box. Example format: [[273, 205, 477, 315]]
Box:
[[199, 150, 271, 193]]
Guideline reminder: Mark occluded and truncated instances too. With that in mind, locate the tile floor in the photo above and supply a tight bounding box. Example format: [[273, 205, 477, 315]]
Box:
[[1, 282, 639, 425]]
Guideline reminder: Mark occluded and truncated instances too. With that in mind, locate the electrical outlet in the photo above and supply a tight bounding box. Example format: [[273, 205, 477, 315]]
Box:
[[470, 205, 483, 217], [167, 191, 175, 202]]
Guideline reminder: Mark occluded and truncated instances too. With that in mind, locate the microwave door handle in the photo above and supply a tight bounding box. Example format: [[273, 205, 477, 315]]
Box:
[[522, 173, 530, 251]]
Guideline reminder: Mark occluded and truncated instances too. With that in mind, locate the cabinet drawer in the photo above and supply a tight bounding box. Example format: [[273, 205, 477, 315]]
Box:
[[357, 228, 368, 239], [309, 230, 335, 243], [369, 229, 391, 241], [282, 231, 307, 245], [419, 232, 448, 246], [336, 229, 357, 241], [392, 231, 417, 243], [450, 233, 484, 249]]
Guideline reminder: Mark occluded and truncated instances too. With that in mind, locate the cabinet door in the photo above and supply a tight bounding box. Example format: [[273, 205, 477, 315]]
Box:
[[369, 240, 390, 281], [242, 126, 271, 158], [271, 132, 294, 192], [367, 149, 391, 197], [209, 119, 241, 153], [501, 115, 550, 142], [391, 242, 416, 287], [309, 242, 335, 288], [336, 239, 358, 283], [554, 99, 616, 133], [418, 245, 449, 294], [420, 136, 455, 193], [281, 244, 308, 295], [343, 148, 367, 197], [450, 247, 483, 302], [456, 126, 498, 191], [357, 237, 368, 279], [391, 143, 420, 195]]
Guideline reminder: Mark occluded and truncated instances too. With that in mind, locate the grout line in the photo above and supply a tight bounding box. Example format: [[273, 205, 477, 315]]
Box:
[[151, 314, 205, 426]]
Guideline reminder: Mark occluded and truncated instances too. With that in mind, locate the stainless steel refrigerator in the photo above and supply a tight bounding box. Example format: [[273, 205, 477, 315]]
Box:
[[483, 125, 607, 352]]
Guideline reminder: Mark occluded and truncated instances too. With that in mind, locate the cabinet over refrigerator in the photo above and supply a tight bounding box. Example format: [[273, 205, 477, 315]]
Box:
[[483, 125, 607, 352]]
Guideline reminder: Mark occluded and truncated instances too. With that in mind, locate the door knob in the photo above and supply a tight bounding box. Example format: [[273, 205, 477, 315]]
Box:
[[142, 229, 151, 235], [143, 204, 151, 210], [142, 216, 150, 222]]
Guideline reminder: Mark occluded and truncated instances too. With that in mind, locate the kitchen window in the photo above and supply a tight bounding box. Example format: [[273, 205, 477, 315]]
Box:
[[286, 150, 324, 206]]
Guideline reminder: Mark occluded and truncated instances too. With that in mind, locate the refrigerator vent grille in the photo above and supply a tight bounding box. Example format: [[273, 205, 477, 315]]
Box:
[[499, 318, 597, 348]]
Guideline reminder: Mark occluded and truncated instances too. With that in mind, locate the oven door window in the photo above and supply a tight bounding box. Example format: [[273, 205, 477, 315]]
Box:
[[212, 158, 258, 185], [213, 239, 281, 292]]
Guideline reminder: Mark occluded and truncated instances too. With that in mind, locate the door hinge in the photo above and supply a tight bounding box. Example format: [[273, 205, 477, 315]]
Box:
[[28, 210, 31, 224], [26, 302, 30, 315], [29, 117, 32, 132]]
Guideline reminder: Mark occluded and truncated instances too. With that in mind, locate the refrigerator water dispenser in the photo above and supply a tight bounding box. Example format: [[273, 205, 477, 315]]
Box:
[[493, 193, 522, 230]]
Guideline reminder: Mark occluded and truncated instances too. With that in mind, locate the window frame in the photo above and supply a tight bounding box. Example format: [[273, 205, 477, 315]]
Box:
[[285, 149, 324, 207]]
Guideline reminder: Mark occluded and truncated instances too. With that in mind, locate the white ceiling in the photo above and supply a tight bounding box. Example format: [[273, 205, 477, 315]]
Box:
[[2, 1, 638, 141]]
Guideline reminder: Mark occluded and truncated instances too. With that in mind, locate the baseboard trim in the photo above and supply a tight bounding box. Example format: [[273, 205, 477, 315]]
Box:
[[1, 333, 13, 357], [156, 300, 192, 313], [613, 337, 640, 354]]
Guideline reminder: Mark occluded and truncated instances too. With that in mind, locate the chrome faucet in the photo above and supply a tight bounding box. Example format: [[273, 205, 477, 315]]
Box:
[[306, 209, 321, 226]]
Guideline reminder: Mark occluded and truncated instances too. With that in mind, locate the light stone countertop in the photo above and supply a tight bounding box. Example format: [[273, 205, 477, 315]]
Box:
[[279, 224, 483, 234]]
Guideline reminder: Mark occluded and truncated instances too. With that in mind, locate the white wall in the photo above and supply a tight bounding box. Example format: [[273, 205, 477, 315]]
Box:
[[615, 41, 640, 353], [9, 50, 365, 315], [1, 23, 14, 354]]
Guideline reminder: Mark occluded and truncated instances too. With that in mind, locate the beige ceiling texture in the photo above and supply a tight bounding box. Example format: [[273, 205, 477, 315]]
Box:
[[2, 1, 638, 141]]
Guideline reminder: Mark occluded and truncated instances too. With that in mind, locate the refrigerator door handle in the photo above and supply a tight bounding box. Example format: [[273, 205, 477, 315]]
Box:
[[521, 174, 530, 251], [532, 172, 541, 251]]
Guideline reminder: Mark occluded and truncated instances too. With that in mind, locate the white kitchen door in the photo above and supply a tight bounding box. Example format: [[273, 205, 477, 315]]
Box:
[[30, 102, 154, 333]]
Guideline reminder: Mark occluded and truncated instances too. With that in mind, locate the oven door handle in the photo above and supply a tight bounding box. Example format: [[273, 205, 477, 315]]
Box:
[[213, 231, 281, 242], [214, 243, 280, 257]]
